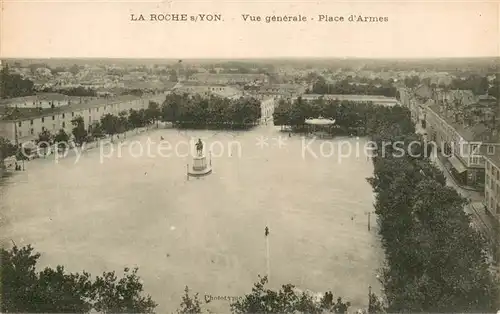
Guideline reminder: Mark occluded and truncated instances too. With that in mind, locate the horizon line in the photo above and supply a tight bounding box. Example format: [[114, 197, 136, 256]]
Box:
[[2, 56, 499, 61]]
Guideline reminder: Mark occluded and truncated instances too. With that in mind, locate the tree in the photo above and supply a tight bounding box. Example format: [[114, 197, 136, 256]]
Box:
[[0, 137, 16, 161], [69, 64, 80, 76], [230, 275, 352, 314], [1, 245, 157, 313], [0, 63, 35, 98], [146, 101, 162, 127], [100, 114, 120, 139], [89, 121, 105, 140], [36, 130, 53, 156], [117, 110, 130, 133], [176, 286, 203, 314], [92, 267, 157, 313], [54, 129, 70, 151], [128, 109, 146, 130], [71, 116, 88, 146], [16, 146, 31, 170]]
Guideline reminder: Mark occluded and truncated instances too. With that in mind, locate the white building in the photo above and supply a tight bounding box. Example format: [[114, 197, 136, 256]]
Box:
[[0, 93, 166, 145], [260, 97, 275, 123]]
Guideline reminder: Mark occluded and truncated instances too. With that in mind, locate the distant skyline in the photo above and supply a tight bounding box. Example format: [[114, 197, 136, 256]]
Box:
[[1, 1, 498, 59]]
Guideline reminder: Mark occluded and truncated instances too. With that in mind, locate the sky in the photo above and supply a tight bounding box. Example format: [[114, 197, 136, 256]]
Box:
[[1, 0, 498, 59]]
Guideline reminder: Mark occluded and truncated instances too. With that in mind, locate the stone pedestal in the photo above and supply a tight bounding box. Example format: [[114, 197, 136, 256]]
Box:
[[192, 156, 207, 171], [187, 154, 212, 177]]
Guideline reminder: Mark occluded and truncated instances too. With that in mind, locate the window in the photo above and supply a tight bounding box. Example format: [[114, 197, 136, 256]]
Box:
[[62, 113, 65, 119], [488, 145, 495, 155], [89, 108, 91, 113], [52, 116, 55, 120], [42, 126, 45, 131], [41, 117, 44, 123], [18, 121, 21, 127], [97, 107, 99, 112], [30, 128, 34, 135], [72, 112, 75, 117], [62, 122, 66, 128], [30, 119, 33, 125], [52, 124, 55, 130]]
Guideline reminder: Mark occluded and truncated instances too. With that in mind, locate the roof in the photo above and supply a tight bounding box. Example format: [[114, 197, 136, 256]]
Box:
[[427, 104, 494, 142], [0, 93, 81, 106]]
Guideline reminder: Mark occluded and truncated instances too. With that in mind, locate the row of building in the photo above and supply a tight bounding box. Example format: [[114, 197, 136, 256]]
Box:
[[0, 93, 167, 145], [399, 84, 500, 228]]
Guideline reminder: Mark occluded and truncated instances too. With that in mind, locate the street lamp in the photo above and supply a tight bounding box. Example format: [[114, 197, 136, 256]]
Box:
[[368, 285, 372, 313]]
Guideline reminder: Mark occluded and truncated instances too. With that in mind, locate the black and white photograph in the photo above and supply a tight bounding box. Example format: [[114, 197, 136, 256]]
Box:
[[0, 1, 499, 313]]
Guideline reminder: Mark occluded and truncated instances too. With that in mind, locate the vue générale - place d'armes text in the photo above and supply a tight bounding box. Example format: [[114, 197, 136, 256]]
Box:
[[261, 14, 388, 23], [320, 15, 389, 22]]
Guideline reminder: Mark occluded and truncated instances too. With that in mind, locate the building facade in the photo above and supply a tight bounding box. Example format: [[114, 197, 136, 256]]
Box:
[[483, 154, 500, 262], [425, 104, 487, 187], [485, 155, 500, 218], [260, 97, 275, 123], [0, 93, 166, 145]]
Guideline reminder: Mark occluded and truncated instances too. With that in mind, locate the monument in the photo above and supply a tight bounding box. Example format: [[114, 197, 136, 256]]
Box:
[[187, 138, 212, 178]]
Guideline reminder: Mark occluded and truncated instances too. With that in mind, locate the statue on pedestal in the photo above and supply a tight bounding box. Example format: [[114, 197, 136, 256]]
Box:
[[195, 138, 203, 156], [187, 138, 212, 178]]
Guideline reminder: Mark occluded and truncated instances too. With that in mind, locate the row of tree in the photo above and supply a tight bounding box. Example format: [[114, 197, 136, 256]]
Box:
[[161, 93, 261, 129], [366, 107, 500, 312], [310, 77, 397, 97], [273, 96, 411, 136]]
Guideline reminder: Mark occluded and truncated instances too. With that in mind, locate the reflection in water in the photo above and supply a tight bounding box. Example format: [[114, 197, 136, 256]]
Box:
[[0, 126, 382, 313]]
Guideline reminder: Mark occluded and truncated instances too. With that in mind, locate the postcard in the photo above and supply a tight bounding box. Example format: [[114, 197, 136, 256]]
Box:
[[0, 1, 499, 313]]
